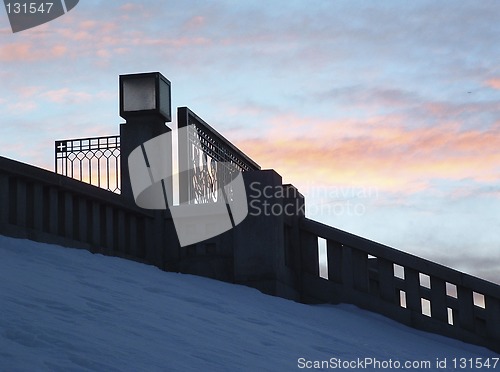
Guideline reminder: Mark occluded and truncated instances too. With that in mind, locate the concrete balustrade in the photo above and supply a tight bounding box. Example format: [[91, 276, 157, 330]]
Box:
[[298, 218, 500, 353]]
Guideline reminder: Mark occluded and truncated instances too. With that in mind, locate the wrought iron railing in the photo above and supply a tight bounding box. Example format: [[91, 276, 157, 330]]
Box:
[[177, 107, 260, 204], [55, 135, 120, 193]]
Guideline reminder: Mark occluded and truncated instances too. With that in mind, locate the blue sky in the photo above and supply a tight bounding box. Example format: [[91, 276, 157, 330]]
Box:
[[1, 1, 499, 283]]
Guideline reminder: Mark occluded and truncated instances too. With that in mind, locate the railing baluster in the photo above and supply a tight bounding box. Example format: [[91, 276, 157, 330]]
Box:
[[129, 214, 138, 257], [352, 248, 369, 292], [341, 245, 354, 289], [377, 258, 396, 303], [0, 175, 10, 224], [404, 268, 421, 314], [430, 276, 448, 323], [117, 209, 125, 255], [33, 184, 44, 231], [326, 240, 343, 283], [48, 187, 59, 235], [90, 200, 100, 249], [300, 231, 319, 276], [457, 285, 475, 331], [15, 178, 27, 227], [77, 198, 88, 243], [485, 295, 500, 339], [104, 205, 114, 253], [63, 192, 74, 240]]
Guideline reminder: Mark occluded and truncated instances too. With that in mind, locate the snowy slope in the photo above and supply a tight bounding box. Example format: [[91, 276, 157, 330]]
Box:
[[0, 235, 498, 372]]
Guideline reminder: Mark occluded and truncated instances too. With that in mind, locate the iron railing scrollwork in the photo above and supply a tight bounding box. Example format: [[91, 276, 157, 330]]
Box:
[[178, 106, 260, 204], [55, 135, 121, 193]]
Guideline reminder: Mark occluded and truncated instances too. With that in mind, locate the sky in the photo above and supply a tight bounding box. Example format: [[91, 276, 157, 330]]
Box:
[[0, 1, 499, 283], [1, 236, 497, 370]]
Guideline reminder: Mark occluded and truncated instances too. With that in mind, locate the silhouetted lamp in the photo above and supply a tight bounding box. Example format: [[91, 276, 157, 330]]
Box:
[[119, 72, 173, 202], [119, 72, 171, 122]]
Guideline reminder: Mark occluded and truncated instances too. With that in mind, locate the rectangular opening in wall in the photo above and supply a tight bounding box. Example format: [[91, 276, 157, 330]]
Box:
[[473, 292, 485, 308], [421, 298, 432, 317], [399, 290, 407, 308], [393, 263, 405, 280], [318, 237, 328, 279], [447, 307, 454, 325], [419, 273, 431, 289], [446, 282, 457, 298]]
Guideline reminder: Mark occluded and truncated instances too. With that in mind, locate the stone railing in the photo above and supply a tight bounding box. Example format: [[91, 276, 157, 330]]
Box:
[[0, 155, 178, 270], [298, 218, 500, 353]]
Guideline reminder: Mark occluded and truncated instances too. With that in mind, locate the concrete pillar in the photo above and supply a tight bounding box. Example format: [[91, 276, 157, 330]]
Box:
[[120, 116, 171, 205], [233, 170, 285, 295]]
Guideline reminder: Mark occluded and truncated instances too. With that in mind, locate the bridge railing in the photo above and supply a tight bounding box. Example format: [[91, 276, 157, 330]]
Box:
[[0, 155, 175, 270], [177, 106, 260, 205], [298, 217, 500, 353], [55, 135, 120, 193]]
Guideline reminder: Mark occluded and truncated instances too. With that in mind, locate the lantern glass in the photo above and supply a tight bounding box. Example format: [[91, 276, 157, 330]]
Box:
[[123, 77, 156, 112], [159, 77, 171, 119]]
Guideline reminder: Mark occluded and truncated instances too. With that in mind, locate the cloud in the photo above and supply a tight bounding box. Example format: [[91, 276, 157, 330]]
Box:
[[0, 43, 34, 62], [119, 3, 143, 12], [40, 88, 113, 105], [233, 114, 500, 193], [0, 43, 68, 62], [183, 16, 206, 31], [7, 101, 38, 113], [485, 78, 500, 90]]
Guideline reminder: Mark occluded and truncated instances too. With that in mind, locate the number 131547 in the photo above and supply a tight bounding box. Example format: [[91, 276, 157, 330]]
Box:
[[5, 2, 53, 14]]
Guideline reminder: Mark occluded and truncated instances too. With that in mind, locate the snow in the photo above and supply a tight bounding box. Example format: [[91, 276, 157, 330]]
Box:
[[0, 235, 498, 371]]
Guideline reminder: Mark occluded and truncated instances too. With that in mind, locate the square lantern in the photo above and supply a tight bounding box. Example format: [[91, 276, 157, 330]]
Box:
[[119, 72, 171, 122]]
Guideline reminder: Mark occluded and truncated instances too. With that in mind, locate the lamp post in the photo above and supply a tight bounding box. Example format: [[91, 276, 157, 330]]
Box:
[[119, 72, 172, 204]]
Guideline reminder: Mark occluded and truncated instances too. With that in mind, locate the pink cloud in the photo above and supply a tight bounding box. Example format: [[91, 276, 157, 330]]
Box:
[[120, 3, 142, 12], [0, 43, 33, 62], [16, 86, 43, 98], [0, 42, 67, 62], [184, 16, 206, 31], [485, 78, 500, 90], [52, 45, 67, 57], [42, 88, 93, 104], [7, 101, 38, 112], [233, 115, 500, 193]]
